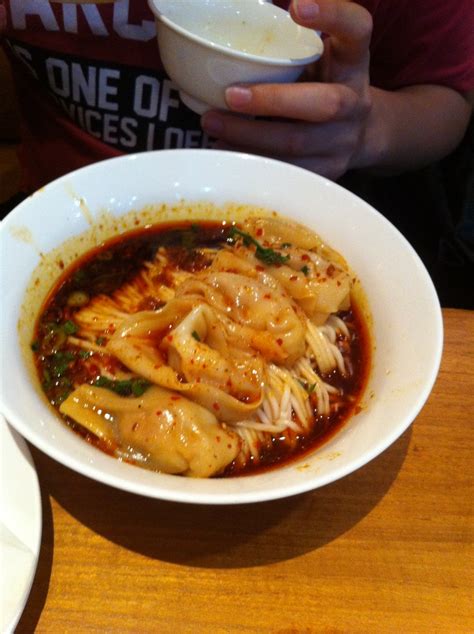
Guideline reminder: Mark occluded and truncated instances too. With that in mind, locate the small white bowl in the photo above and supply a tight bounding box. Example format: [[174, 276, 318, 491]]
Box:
[[0, 150, 443, 505], [148, 0, 323, 113]]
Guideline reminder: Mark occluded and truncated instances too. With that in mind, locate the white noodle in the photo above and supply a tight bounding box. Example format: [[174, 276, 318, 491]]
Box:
[[306, 321, 335, 374], [306, 320, 347, 376], [328, 341, 347, 376], [235, 420, 289, 434], [319, 324, 337, 343], [327, 314, 350, 338]]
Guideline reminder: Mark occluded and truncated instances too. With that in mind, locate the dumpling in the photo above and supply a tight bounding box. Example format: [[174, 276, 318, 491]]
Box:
[[242, 215, 348, 267], [106, 301, 265, 421], [176, 271, 306, 365], [60, 384, 241, 477], [264, 249, 351, 324], [224, 222, 351, 325], [164, 303, 264, 400]]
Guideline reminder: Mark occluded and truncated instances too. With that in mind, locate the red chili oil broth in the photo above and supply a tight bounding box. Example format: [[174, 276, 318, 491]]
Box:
[[32, 220, 371, 477]]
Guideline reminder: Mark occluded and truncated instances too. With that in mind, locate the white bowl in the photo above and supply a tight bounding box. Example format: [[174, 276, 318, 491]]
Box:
[[0, 150, 442, 504], [148, 0, 323, 113]]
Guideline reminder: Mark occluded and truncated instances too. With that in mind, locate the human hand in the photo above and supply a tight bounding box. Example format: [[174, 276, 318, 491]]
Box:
[[201, 0, 374, 180]]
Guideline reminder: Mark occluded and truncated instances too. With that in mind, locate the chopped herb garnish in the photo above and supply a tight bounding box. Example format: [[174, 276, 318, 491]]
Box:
[[191, 330, 201, 342], [79, 350, 92, 359], [94, 375, 151, 397], [50, 351, 76, 377], [63, 320, 78, 335], [95, 336, 106, 346], [131, 380, 150, 397], [31, 341, 40, 352], [42, 323, 66, 354], [298, 379, 317, 394], [228, 227, 290, 266], [94, 375, 116, 389], [58, 351, 76, 362], [300, 265, 310, 276], [281, 242, 292, 248], [42, 372, 52, 391], [53, 389, 72, 406], [73, 269, 87, 284], [52, 361, 69, 377]]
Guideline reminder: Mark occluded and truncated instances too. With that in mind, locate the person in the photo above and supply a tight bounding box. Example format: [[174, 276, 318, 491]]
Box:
[[1, 0, 473, 189], [1, 0, 473, 303]]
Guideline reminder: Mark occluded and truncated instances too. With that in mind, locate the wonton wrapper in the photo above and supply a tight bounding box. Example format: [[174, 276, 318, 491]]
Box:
[[242, 216, 348, 267], [266, 250, 351, 324], [60, 385, 240, 477], [164, 303, 264, 399], [176, 271, 306, 365], [232, 221, 351, 325], [106, 301, 265, 421]]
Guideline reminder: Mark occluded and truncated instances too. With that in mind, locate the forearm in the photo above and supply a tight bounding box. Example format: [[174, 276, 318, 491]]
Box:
[[355, 84, 472, 173]]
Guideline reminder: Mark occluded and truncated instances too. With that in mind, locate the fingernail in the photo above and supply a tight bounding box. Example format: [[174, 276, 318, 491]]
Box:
[[201, 112, 224, 136], [225, 86, 252, 108], [294, 0, 319, 21]]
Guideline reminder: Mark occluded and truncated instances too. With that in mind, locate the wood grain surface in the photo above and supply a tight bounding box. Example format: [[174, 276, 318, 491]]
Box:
[[15, 308, 474, 633]]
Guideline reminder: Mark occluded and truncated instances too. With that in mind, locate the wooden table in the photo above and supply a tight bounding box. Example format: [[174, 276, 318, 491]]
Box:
[[16, 308, 473, 633]]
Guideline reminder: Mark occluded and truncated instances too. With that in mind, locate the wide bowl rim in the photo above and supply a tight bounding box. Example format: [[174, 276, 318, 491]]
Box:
[[0, 149, 444, 504]]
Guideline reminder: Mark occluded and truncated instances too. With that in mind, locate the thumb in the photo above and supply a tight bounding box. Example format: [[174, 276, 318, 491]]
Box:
[[290, 0, 372, 70]]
